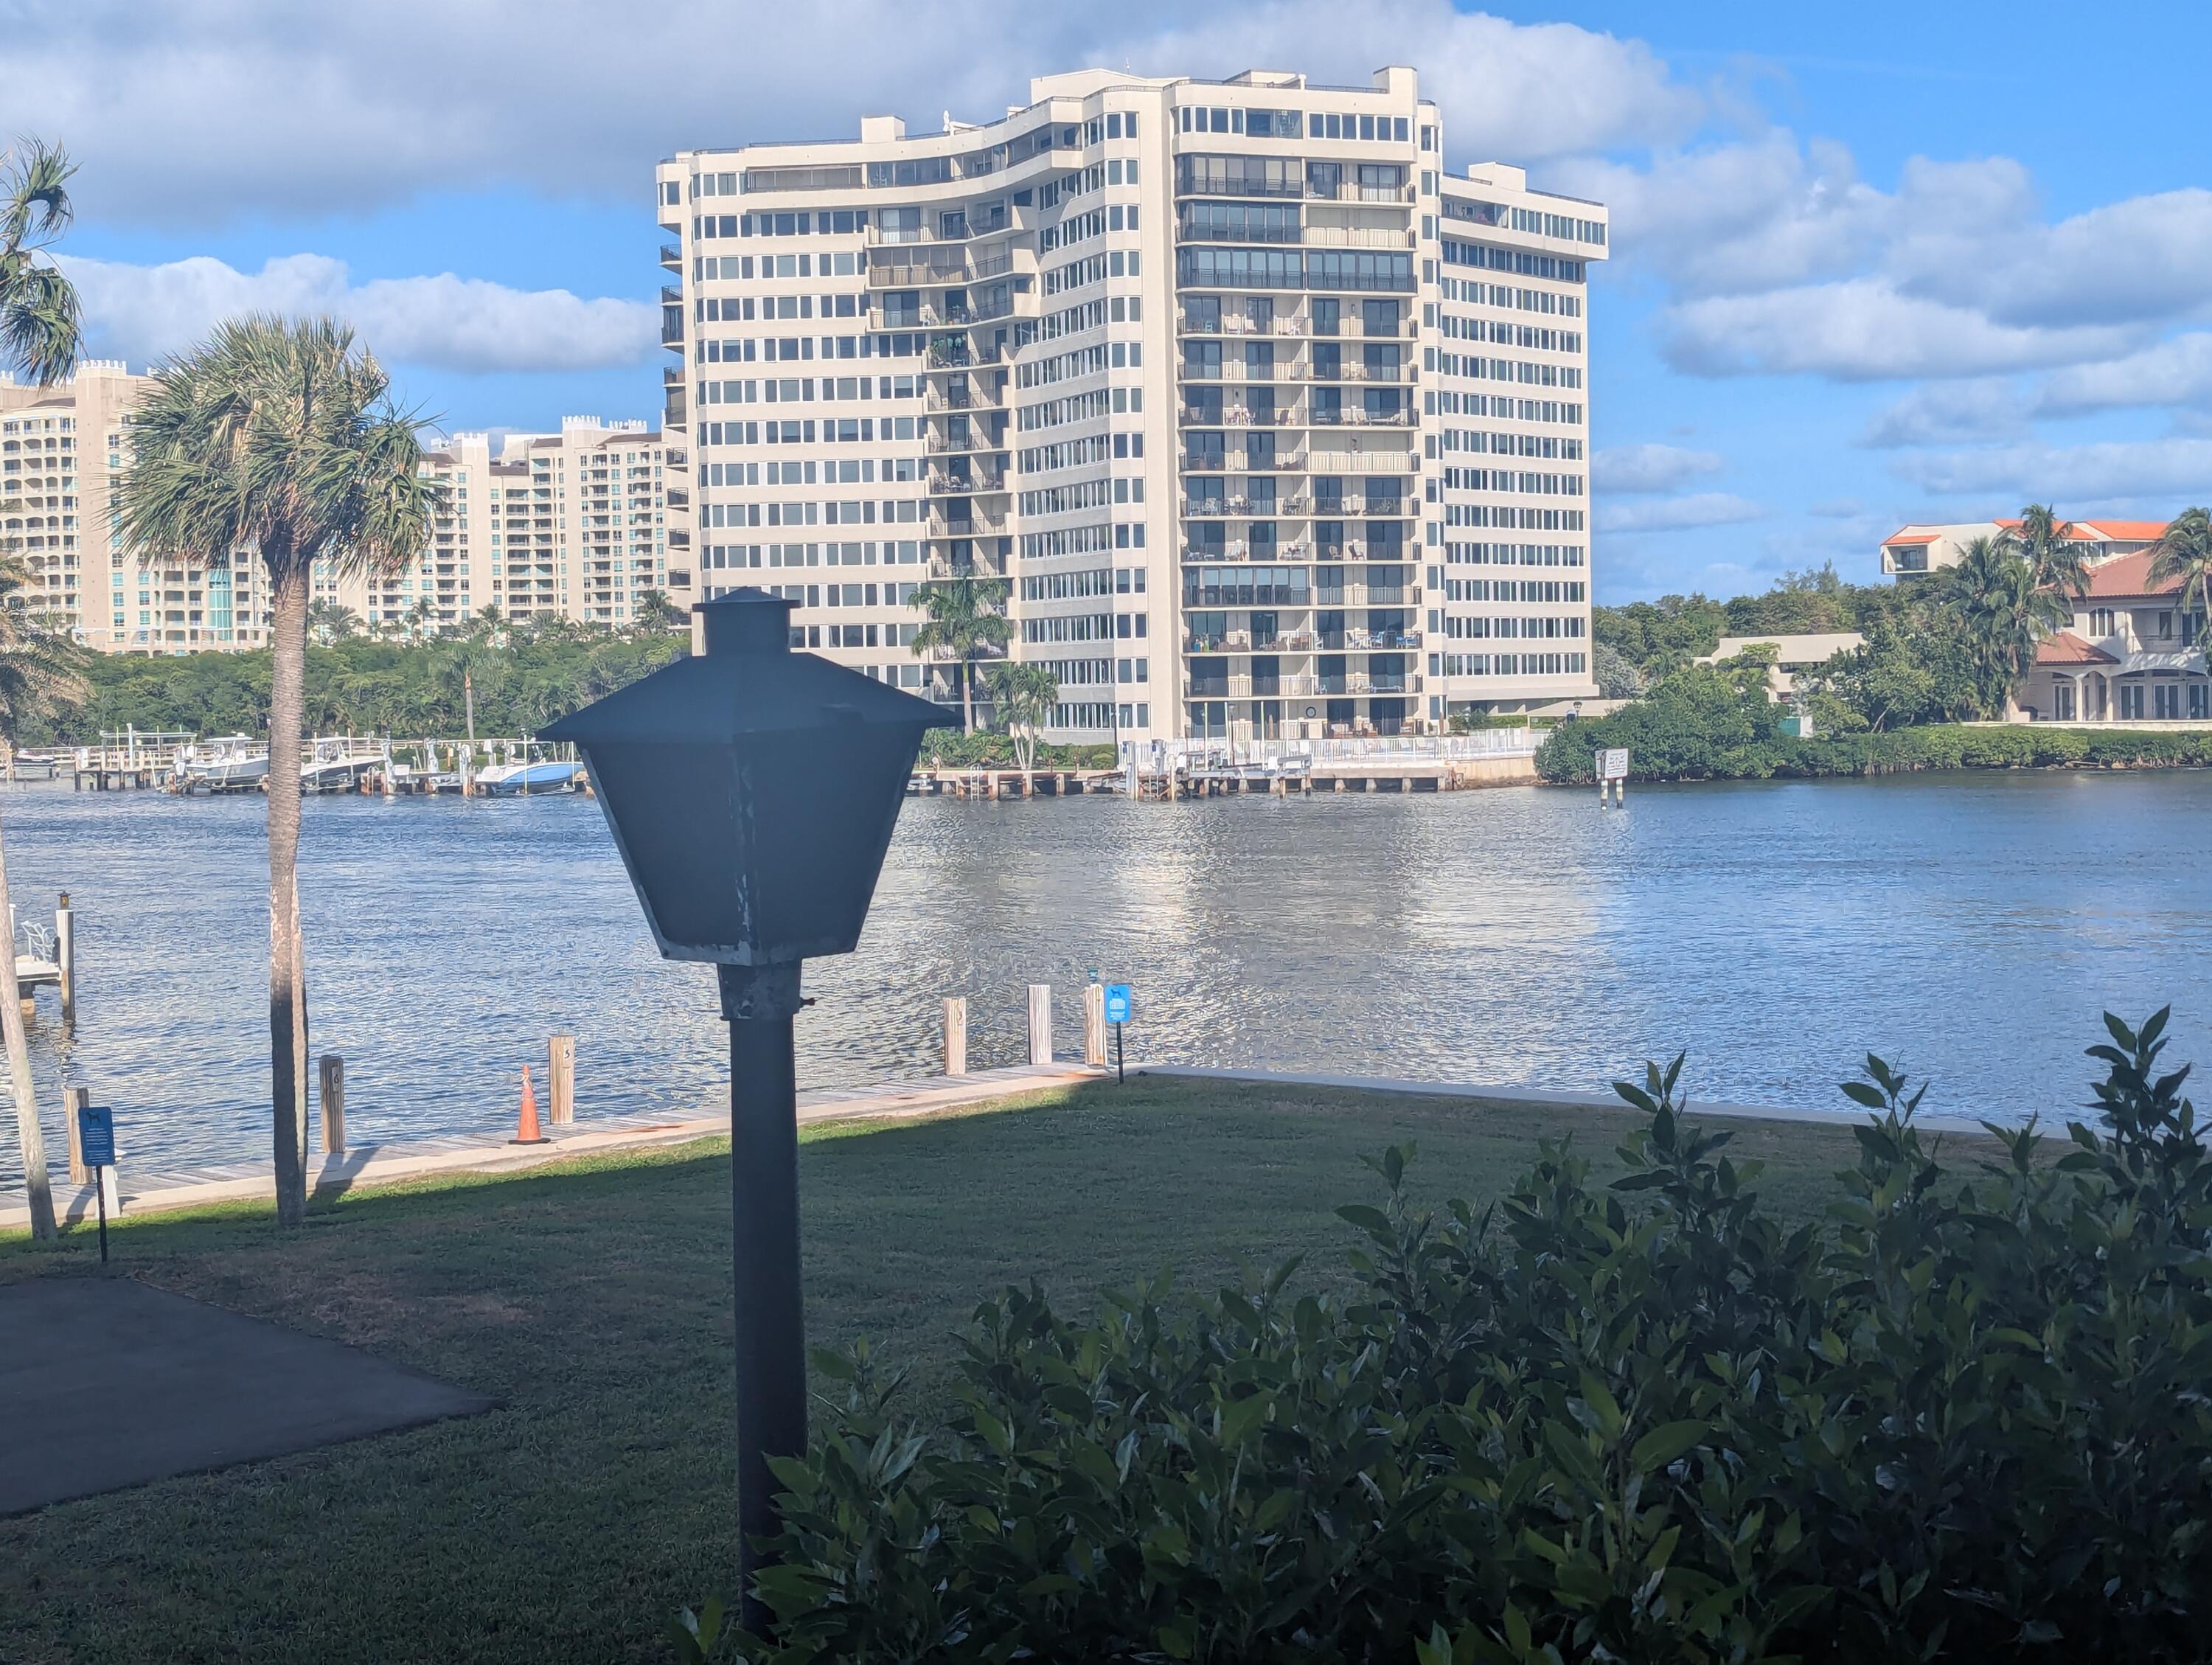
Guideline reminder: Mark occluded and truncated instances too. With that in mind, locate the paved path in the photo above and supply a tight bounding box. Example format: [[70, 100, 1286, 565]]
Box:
[[0, 1279, 493, 1515], [1133, 1063, 1996, 1135], [1, 1062, 1104, 1235]]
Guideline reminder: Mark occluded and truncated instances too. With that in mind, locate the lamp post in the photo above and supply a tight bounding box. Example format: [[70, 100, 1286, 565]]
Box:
[[543, 588, 939, 1627]]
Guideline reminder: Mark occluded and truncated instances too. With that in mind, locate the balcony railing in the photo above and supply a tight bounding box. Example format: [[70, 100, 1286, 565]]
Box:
[[1301, 226, 1418, 249], [928, 468, 1006, 495], [660, 244, 682, 269], [1177, 315, 1419, 340]]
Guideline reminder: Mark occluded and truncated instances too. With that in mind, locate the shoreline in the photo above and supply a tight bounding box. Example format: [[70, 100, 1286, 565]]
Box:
[[2, 1059, 1989, 1237]]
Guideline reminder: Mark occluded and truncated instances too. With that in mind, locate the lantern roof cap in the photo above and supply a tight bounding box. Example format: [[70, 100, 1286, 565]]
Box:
[[541, 588, 942, 745]]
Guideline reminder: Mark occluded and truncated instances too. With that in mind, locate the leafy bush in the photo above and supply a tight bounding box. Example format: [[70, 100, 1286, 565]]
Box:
[[919, 729, 1115, 770], [711, 1011, 2212, 1663], [1537, 706, 2212, 784]]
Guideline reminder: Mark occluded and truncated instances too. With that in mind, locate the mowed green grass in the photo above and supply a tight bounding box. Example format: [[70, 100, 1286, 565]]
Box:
[[0, 1077, 1894, 1665]]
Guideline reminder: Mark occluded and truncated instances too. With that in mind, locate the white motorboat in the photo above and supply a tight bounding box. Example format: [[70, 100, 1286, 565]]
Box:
[[178, 735, 269, 793]]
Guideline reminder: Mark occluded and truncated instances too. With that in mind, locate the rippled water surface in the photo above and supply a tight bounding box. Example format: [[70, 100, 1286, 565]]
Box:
[[2, 769, 2204, 1189]]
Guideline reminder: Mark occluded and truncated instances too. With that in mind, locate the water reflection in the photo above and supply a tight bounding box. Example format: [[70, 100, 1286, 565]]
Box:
[[1, 768, 2205, 1189]]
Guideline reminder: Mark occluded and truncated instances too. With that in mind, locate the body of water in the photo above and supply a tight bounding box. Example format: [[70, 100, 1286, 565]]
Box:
[[2, 770, 2203, 1189]]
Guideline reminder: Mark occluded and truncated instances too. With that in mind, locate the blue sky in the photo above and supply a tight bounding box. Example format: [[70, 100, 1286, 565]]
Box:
[[14, 1, 2209, 601]]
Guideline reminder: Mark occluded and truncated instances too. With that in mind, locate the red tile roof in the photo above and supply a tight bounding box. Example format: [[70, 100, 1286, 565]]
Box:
[[1883, 531, 1938, 545], [2081, 519, 2171, 543], [2084, 551, 2183, 598], [2035, 631, 2118, 667]]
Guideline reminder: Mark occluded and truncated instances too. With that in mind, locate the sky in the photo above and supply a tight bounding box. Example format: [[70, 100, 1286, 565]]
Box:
[[11, 0, 2210, 602]]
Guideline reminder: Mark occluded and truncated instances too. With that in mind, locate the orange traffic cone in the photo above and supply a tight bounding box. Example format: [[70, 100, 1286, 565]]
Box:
[[509, 1063, 549, 1145]]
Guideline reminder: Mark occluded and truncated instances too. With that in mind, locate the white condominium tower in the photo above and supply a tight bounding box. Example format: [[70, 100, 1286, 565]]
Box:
[[660, 65, 1604, 741]]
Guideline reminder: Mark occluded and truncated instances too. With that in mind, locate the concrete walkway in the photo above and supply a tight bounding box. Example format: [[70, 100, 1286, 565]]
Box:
[[1, 1062, 1104, 1235], [1133, 1063, 1997, 1136], [0, 1279, 494, 1515]]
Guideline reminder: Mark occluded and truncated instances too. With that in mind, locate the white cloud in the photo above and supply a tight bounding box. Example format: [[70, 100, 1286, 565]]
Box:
[[2035, 333, 2212, 416], [1891, 438, 2212, 500], [1857, 378, 2028, 448], [1596, 493, 1764, 533], [62, 254, 655, 374], [1591, 442, 1722, 493], [0, 0, 1700, 223], [1659, 279, 2140, 381]]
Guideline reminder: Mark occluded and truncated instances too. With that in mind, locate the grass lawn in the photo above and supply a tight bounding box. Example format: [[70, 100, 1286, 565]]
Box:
[[0, 1077, 1900, 1665]]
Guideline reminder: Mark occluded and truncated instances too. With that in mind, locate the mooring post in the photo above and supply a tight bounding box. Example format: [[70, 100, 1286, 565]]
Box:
[[319, 1054, 346, 1153], [65, 1082, 89, 1187], [1084, 981, 1107, 1066], [943, 996, 967, 1077], [55, 893, 74, 1026], [549, 1033, 575, 1125], [1027, 984, 1051, 1066]]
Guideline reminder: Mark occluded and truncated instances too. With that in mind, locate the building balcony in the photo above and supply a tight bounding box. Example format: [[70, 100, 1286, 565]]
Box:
[[660, 244, 682, 271], [928, 467, 1006, 495], [927, 429, 1000, 455], [927, 510, 1009, 538]]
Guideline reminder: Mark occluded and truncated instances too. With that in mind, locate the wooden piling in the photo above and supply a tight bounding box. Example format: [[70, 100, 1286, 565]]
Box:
[[319, 1054, 346, 1154], [65, 1083, 89, 1186], [943, 997, 967, 1077], [54, 896, 74, 1025], [549, 1034, 575, 1125], [1027, 984, 1051, 1066], [1084, 983, 1107, 1066]]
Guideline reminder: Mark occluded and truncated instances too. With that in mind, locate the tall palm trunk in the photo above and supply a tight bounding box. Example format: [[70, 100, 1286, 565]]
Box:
[[0, 806, 53, 1237], [961, 657, 975, 734], [266, 561, 312, 1225]]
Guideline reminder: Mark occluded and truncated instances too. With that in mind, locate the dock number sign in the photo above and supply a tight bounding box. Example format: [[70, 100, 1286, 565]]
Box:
[[1597, 748, 1630, 782], [77, 1102, 116, 1167], [1104, 984, 1132, 1025]]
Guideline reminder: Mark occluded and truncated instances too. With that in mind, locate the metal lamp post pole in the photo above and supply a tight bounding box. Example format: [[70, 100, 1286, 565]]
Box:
[[720, 963, 808, 1635]]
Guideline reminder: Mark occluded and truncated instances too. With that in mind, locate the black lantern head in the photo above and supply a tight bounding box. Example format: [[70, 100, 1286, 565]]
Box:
[[543, 589, 940, 976]]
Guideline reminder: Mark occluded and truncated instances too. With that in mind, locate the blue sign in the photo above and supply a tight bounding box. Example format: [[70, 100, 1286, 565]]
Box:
[[77, 1103, 115, 1168], [1103, 984, 1132, 1025]]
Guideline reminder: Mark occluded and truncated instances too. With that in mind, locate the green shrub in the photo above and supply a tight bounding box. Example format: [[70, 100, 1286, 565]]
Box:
[[1538, 710, 2212, 783], [708, 1011, 2212, 1663]]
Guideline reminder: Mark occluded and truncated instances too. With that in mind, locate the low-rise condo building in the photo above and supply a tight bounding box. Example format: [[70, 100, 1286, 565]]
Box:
[[2025, 546, 2208, 722], [659, 63, 1604, 740], [1880, 517, 2170, 578], [1877, 515, 2207, 720]]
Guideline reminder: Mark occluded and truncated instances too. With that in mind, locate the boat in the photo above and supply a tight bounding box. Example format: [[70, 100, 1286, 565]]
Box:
[[178, 736, 269, 793], [474, 743, 581, 797], [8, 751, 59, 782], [298, 737, 383, 794]]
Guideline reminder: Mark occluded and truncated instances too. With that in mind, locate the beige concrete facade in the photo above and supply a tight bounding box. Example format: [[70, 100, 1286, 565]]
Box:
[[0, 358, 676, 652], [660, 64, 1604, 741], [323, 419, 680, 632], [0, 360, 281, 653]]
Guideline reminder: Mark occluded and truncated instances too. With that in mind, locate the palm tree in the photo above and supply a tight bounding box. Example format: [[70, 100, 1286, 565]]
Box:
[[2149, 507, 2212, 647], [0, 138, 81, 387], [1941, 534, 2070, 717], [630, 587, 686, 635], [0, 549, 88, 740], [910, 574, 1010, 733], [985, 661, 1058, 789], [307, 599, 361, 643], [119, 315, 442, 1227], [2014, 503, 2094, 597], [0, 134, 81, 1241]]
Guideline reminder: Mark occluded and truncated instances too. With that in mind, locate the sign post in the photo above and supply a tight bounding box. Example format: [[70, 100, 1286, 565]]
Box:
[[77, 1102, 114, 1265], [1103, 984, 1132, 1084], [1595, 747, 1630, 807]]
